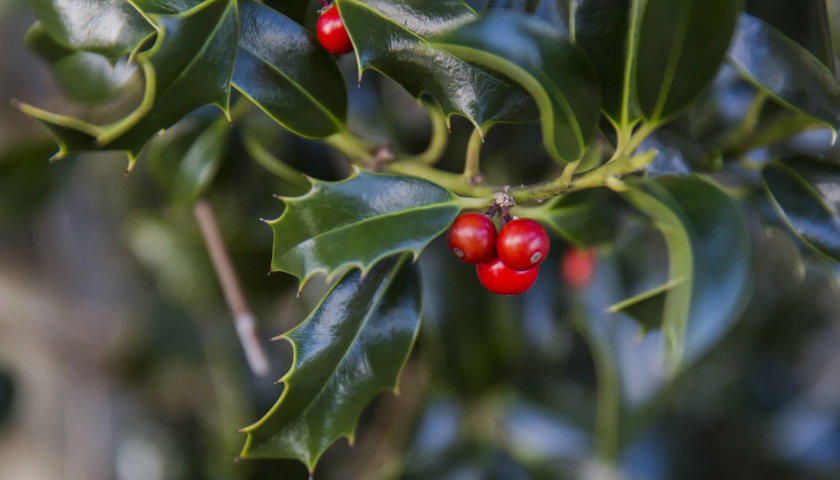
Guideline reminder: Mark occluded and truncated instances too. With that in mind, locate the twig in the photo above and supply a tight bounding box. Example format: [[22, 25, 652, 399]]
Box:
[[194, 199, 270, 377]]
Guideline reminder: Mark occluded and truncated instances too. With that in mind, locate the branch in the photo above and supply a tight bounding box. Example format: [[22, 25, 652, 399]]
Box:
[[194, 199, 270, 377]]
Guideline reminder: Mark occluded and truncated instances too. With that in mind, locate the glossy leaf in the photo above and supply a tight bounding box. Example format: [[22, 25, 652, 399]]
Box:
[[336, 0, 536, 130], [729, 14, 840, 132], [132, 0, 204, 14], [268, 170, 459, 287], [746, 0, 834, 72], [17, 0, 239, 166], [621, 175, 751, 372], [571, 0, 641, 122], [25, 23, 135, 103], [763, 157, 840, 262], [29, 0, 154, 58], [239, 254, 421, 470], [434, 12, 600, 163], [635, 0, 740, 122], [233, 1, 347, 138], [532, 189, 623, 246]]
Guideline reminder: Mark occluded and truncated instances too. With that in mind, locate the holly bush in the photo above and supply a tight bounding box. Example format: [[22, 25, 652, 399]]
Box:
[[12, 0, 840, 478]]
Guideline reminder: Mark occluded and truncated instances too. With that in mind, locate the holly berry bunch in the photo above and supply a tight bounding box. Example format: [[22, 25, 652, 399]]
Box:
[[447, 208, 550, 295]]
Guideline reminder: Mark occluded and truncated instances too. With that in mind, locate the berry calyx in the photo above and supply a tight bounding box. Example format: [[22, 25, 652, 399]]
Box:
[[497, 218, 550, 270], [476, 257, 539, 295], [447, 213, 497, 264], [316, 4, 353, 55], [562, 247, 597, 289]]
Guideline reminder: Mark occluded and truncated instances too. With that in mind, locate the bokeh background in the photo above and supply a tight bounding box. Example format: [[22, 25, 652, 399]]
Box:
[[3, 1, 840, 479]]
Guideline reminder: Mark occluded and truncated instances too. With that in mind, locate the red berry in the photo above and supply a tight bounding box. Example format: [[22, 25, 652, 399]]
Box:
[[562, 247, 596, 289], [497, 219, 550, 270], [316, 4, 353, 54], [476, 257, 539, 295], [448, 213, 497, 264]]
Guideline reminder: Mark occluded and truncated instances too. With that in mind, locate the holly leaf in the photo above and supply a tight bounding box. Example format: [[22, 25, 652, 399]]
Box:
[[570, 0, 645, 123], [233, 1, 347, 138], [17, 0, 239, 168], [239, 254, 421, 471], [268, 170, 459, 288], [132, 0, 205, 14], [763, 156, 840, 262], [532, 189, 623, 246], [745, 0, 834, 72], [145, 115, 231, 205], [433, 12, 600, 163], [29, 0, 154, 59], [24, 22, 136, 104], [336, 0, 536, 130], [635, 0, 741, 122], [728, 13, 840, 132], [621, 175, 751, 373]]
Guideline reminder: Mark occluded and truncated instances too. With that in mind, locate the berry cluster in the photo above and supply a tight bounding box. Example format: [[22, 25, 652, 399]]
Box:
[[448, 212, 549, 295]]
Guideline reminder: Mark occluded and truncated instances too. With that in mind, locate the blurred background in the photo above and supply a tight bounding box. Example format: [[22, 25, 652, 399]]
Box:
[[3, 1, 840, 479]]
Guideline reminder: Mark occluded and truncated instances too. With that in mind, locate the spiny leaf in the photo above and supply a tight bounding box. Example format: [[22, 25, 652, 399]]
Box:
[[239, 254, 421, 471], [29, 0, 154, 59], [336, 0, 536, 130], [635, 0, 741, 122], [621, 175, 751, 374], [17, 0, 239, 167], [268, 170, 459, 288], [233, 1, 347, 138], [433, 11, 601, 163], [763, 156, 840, 262], [729, 13, 840, 133]]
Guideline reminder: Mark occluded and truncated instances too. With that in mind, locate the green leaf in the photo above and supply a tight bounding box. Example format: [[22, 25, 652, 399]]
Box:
[[336, 0, 536, 130], [622, 175, 751, 373], [132, 0, 205, 14], [25, 23, 136, 104], [239, 254, 421, 470], [635, 0, 740, 122], [746, 0, 834, 72], [29, 0, 154, 58], [233, 1, 347, 138], [531, 189, 623, 246], [268, 170, 459, 287], [434, 12, 601, 163], [728, 14, 840, 132], [571, 0, 644, 123], [17, 0, 239, 167], [763, 157, 840, 262], [146, 115, 231, 205]]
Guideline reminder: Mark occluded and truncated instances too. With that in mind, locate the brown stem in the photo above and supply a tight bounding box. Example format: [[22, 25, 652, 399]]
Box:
[[194, 199, 270, 377]]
